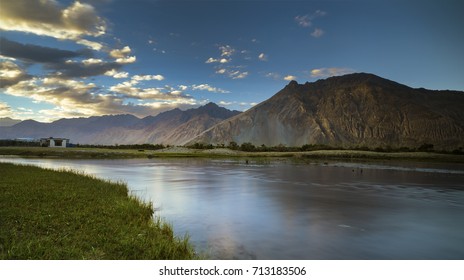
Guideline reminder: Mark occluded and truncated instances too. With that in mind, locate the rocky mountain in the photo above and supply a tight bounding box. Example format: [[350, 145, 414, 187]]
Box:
[[189, 73, 464, 149], [0, 103, 240, 145]]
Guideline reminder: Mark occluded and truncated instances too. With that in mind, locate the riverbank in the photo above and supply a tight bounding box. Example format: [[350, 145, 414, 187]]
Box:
[[0, 146, 463, 163], [0, 162, 196, 259]]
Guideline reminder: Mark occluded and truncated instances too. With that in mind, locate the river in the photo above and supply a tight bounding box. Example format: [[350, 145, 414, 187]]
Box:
[[2, 157, 464, 259]]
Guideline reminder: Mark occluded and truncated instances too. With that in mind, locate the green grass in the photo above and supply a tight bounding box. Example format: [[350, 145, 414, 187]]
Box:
[[0, 162, 197, 259], [0, 146, 463, 163]]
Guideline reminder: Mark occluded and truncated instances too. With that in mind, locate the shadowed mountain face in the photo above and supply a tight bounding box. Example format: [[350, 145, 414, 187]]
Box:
[[189, 73, 464, 149], [0, 103, 240, 145]]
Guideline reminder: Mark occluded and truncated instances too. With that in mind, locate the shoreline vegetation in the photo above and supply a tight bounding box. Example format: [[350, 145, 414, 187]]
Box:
[[0, 145, 463, 163], [0, 162, 197, 260]]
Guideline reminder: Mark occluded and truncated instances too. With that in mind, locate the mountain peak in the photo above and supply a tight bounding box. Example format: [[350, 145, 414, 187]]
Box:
[[286, 80, 299, 87], [190, 73, 464, 149]]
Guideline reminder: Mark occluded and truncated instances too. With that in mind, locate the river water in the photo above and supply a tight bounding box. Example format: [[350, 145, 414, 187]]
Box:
[[2, 157, 464, 259]]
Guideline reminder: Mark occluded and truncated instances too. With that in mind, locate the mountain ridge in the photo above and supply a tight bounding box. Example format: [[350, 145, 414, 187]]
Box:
[[189, 73, 464, 149], [0, 102, 241, 145]]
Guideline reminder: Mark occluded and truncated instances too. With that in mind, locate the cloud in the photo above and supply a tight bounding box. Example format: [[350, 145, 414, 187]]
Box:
[[52, 59, 123, 78], [215, 68, 248, 80], [77, 39, 104, 51], [265, 72, 281, 80], [258, 53, 268, 61], [219, 45, 235, 57], [82, 58, 103, 65], [218, 101, 232, 106], [311, 28, 324, 38], [0, 101, 13, 118], [191, 84, 229, 93], [295, 10, 327, 27], [104, 69, 129, 79], [205, 57, 218, 64], [132, 74, 165, 81], [0, 1, 106, 44], [0, 37, 83, 64], [205, 57, 229, 64], [296, 10, 327, 38], [3, 75, 196, 120], [115, 56, 136, 64], [295, 15, 312, 27], [230, 71, 248, 79], [284, 75, 297, 81], [109, 46, 131, 58], [0, 60, 31, 88], [109, 46, 136, 64], [310, 67, 355, 78]]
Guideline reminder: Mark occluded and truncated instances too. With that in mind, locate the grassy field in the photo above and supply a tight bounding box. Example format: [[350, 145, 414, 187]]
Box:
[[0, 162, 196, 260], [0, 146, 463, 162]]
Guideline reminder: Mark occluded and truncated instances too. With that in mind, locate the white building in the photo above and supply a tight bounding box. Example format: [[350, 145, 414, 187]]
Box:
[[40, 137, 70, 148]]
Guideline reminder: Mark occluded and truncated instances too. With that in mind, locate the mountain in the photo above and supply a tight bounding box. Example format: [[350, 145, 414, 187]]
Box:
[[189, 73, 464, 150], [0, 103, 240, 145], [0, 117, 21, 127]]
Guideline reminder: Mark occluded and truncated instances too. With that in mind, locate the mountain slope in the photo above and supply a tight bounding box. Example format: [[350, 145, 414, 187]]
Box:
[[0, 103, 240, 145], [0, 117, 21, 127], [189, 73, 464, 149]]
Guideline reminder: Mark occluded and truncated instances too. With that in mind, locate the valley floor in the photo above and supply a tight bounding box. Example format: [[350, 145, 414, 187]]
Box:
[[0, 146, 463, 163]]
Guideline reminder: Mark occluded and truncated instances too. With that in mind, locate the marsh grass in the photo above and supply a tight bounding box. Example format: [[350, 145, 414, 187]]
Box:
[[0, 163, 196, 259]]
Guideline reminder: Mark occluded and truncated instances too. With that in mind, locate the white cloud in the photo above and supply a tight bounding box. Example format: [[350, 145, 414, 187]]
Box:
[[104, 69, 129, 79], [219, 101, 232, 106], [258, 53, 268, 61], [132, 74, 165, 81], [230, 71, 248, 79], [206, 57, 229, 64], [178, 85, 188, 91], [219, 45, 235, 57], [311, 28, 324, 38], [115, 56, 136, 64], [216, 68, 248, 80], [77, 39, 104, 51], [205, 57, 218, 63], [82, 58, 103, 65], [284, 75, 297, 81], [191, 84, 229, 94], [110, 46, 132, 58], [310, 67, 354, 78]]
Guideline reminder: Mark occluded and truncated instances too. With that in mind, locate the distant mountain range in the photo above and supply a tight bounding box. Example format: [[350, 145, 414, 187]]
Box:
[[0, 103, 240, 145], [2, 73, 464, 149], [189, 73, 464, 149], [0, 117, 21, 127]]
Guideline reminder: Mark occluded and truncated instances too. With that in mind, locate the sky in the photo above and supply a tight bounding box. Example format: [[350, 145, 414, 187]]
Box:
[[0, 0, 463, 122]]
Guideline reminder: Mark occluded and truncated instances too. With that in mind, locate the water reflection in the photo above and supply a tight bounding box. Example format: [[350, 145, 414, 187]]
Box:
[[1, 157, 464, 259]]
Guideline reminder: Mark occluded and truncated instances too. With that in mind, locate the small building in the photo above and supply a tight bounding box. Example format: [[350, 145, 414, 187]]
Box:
[[40, 137, 70, 148]]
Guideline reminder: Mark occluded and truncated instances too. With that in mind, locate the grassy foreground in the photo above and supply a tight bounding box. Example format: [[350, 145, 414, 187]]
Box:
[[0, 162, 196, 259]]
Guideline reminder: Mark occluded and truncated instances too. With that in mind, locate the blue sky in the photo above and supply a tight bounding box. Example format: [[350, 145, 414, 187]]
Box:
[[0, 0, 463, 122]]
